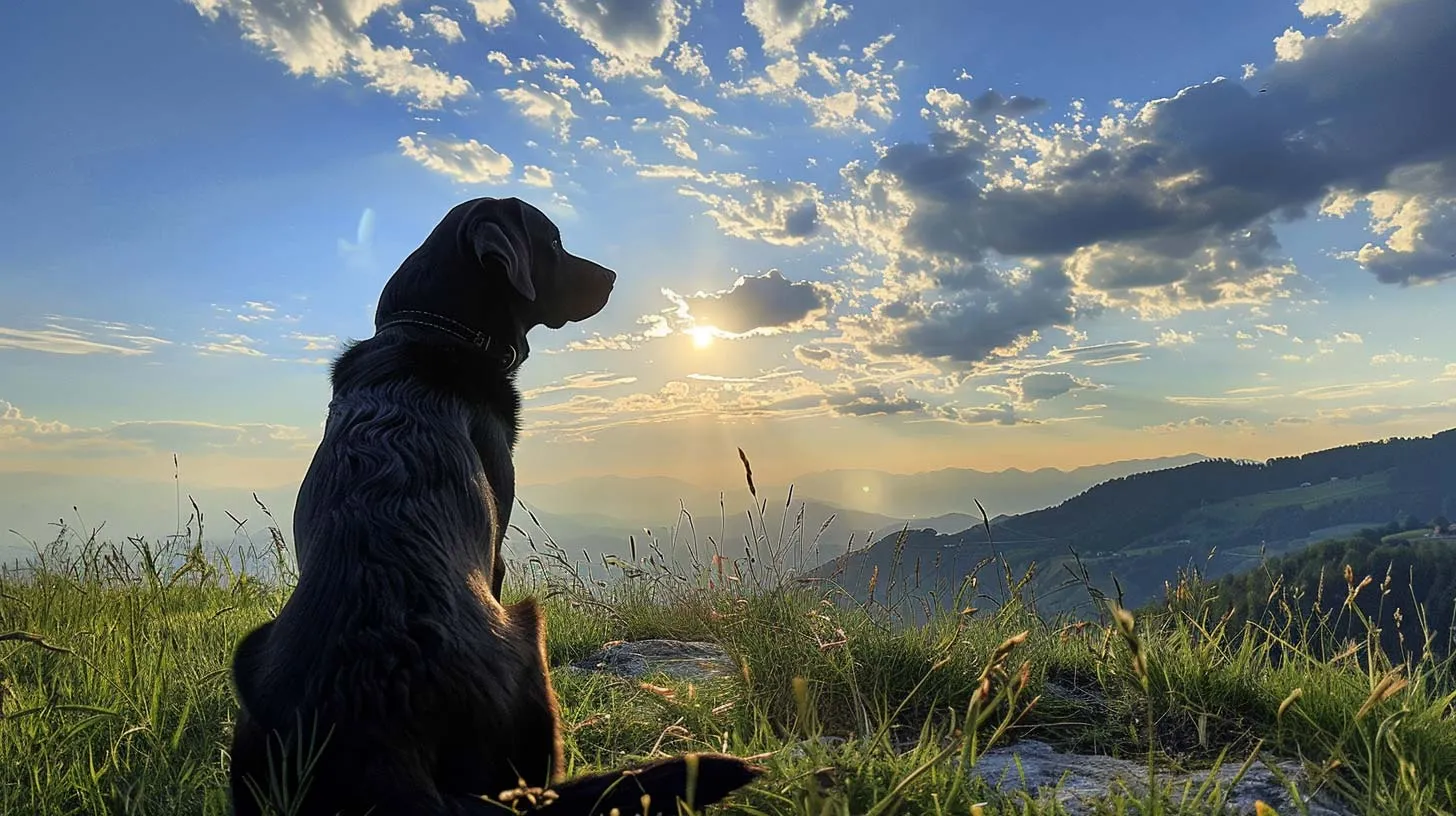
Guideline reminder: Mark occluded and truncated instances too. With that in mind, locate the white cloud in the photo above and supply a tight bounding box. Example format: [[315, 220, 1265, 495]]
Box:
[[288, 332, 339, 352], [666, 42, 711, 82], [718, 36, 900, 133], [469, 0, 514, 28], [581, 135, 639, 167], [1344, 183, 1456, 285], [1156, 328, 1196, 346], [742, 0, 848, 56], [397, 134, 514, 183], [676, 178, 823, 245], [1292, 378, 1416, 401], [779, 0, 1456, 375], [548, 0, 686, 77], [522, 371, 638, 398], [0, 316, 169, 358], [184, 0, 472, 108], [196, 332, 266, 357], [487, 51, 571, 75], [235, 301, 278, 323], [633, 115, 699, 161], [522, 165, 555, 187], [543, 71, 609, 106], [419, 8, 464, 43], [643, 84, 715, 119], [497, 82, 577, 139], [0, 322, 163, 357]]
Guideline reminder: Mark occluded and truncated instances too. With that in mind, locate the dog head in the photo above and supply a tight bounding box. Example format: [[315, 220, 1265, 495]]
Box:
[[373, 197, 616, 361]]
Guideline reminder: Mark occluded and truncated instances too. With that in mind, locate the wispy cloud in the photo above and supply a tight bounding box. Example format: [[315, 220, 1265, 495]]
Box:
[[0, 317, 170, 356], [235, 301, 278, 323], [497, 81, 577, 139], [398, 133, 514, 183], [1293, 378, 1417, 401], [0, 400, 315, 458], [196, 332, 266, 358], [522, 371, 639, 398], [643, 83, 715, 119], [1142, 416, 1254, 434]]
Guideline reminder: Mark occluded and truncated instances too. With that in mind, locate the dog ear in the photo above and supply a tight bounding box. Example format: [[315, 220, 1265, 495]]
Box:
[[469, 219, 536, 303], [540, 753, 764, 815]]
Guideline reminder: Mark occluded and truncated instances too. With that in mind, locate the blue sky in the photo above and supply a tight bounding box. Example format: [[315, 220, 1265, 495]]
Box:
[[1, 0, 1453, 542]]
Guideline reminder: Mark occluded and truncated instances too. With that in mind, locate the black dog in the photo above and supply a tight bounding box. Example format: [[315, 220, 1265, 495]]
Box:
[[228, 197, 762, 815]]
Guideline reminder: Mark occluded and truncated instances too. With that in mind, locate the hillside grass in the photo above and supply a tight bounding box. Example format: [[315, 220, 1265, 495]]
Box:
[[3, 469, 1456, 815], [1100, 474, 1390, 560]]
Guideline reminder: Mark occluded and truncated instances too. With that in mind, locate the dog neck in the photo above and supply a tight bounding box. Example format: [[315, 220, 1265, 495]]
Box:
[[375, 309, 525, 373], [328, 333, 523, 448]]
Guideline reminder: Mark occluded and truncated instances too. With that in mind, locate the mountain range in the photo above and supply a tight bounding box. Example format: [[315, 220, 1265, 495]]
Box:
[[0, 454, 1204, 573], [515, 453, 1207, 529], [807, 428, 1456, 621]]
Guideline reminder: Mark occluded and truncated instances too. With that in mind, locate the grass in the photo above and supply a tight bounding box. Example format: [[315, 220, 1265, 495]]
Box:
[[2, 454, 1455, 815], [1139, 473, 1393, 554]]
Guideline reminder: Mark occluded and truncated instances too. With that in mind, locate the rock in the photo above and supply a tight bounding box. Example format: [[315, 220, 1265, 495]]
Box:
[[968, 739, 1350, 815], [780, 736, 849, 761], [564, 639, 739, 681]]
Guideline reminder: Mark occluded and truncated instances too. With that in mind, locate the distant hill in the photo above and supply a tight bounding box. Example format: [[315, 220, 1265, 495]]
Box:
[[807, 429, 1456, 621], [504, 496, 980, 584], [0, 471, 297, 567], [779, 454, 1208, 518], [518, 454, 1209, 523], [1210, 530, 1456, 663]]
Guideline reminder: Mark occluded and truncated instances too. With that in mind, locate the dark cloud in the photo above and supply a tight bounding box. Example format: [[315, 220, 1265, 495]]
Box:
[[851, 0, 1456, 355], [1352, 179, 1456, 284], [853, 259, 1076, 364], [793, 344, 842, 369], [551, 0, 683, 64], [1274, 415, 1314, 425], [966, 89, 1048, 118], [742, 0, 836, 54], [103, 421, 311, 457], [940, 402, 1030, 426], [679, 269, 834, 334], [827, 383, 927, 416], [1017, 371, 1094, 402], [782, 198, 821, 238]]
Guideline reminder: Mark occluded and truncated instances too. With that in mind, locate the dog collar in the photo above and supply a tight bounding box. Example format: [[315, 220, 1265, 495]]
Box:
[[376, 310, 522, 372]]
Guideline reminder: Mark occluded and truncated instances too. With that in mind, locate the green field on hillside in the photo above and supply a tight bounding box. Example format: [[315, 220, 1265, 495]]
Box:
[[4, 510, 1456, 816], [1162, 473, 1393, 545]]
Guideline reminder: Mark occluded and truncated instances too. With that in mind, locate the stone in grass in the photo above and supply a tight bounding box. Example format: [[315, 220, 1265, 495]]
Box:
[[968, 739, 1351, 816], [564, 639, 739, 682]]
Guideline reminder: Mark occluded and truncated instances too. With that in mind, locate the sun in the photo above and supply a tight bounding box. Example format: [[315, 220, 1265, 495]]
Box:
[[688, 326, 717, 349]]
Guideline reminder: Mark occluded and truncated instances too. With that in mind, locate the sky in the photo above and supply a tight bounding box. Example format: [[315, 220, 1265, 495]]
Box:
[[1, 0, 1454, 543]]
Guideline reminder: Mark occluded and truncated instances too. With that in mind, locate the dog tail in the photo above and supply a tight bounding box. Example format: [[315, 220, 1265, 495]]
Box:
[[532, 753, 763, 815]]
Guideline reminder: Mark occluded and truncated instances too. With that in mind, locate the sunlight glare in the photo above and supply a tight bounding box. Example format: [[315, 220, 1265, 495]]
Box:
[[689, 326, 717, 349]]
